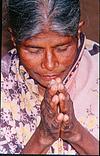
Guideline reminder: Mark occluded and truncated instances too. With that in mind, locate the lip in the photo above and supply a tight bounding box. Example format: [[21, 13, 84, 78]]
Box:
[[41, 74, 59, 80]]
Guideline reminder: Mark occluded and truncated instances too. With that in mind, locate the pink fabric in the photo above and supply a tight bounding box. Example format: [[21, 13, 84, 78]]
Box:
[[65, 40, 99, 140]]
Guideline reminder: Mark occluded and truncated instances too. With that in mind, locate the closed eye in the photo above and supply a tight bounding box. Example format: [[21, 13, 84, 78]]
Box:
[[24, 46, 44, 54], [56, 44, 71, 52], [28, 47, 41, 53]]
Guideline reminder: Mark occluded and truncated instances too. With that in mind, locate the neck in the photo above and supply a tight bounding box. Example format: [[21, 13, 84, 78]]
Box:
[[38, 84, 46, 97]]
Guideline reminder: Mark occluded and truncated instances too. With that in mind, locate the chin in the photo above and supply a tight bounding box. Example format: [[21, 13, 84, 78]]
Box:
[[39, 80, 50, 88], [34, 78, 49, 88], [31, 72, 67, 88]]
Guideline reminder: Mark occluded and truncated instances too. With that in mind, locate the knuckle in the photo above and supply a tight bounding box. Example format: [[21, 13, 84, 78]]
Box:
[[52, 94, 59, 104]]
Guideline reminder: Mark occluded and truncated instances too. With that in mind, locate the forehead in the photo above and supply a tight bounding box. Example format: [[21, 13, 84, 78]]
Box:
[[21, 30, 76, 47]]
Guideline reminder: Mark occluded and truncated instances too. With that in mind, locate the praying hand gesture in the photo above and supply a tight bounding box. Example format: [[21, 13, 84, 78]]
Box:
[[21, 78, 99, 155], [39, 78, 77, 144]]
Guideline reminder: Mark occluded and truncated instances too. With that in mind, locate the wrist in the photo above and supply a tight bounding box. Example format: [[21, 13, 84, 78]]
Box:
[[62, 120, 82, 143], [67, 120, 82, 143], [64, 120, 99, 155], [37, 124, 54, 148], [21, 125, 53, 154]]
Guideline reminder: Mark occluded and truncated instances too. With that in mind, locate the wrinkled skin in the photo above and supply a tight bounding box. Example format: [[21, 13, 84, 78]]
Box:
[[39, 78, 77, 144], [17, 30, 78, 144], [12, 23, 98, 154]]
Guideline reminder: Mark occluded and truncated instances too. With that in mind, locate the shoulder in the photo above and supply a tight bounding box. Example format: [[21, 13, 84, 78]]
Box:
[[75, 38, 99, 100], [85, 39, 99, 56], [74, 40, 99, 140], [82, 39, 99, 71], [1, 49, 17, 77]]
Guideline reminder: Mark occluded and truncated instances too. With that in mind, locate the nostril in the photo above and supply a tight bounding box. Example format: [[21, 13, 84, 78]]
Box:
[[41, 62, 45, 69], [55, 62, 59, 67]]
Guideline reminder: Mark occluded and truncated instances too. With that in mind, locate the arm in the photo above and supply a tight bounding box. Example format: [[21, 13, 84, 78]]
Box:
[[21, 79, 64, 154], [53, 78, 99, 155], [59, 86, 99, 155], [64, 120, 99, 155], [21, 125, 52, 154]]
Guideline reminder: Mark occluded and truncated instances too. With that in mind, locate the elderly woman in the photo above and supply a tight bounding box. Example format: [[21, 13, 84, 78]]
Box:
[[1, 0, 99, 154]]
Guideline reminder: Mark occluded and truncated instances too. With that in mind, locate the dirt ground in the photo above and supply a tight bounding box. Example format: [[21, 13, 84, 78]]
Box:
[[2, 0, 99, 56]]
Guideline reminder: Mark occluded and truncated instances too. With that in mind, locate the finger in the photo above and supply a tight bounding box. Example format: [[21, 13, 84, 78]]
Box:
[[63, 114, 69, 122], [59, 93, 68, 113], [48, 78, 64, 96], [57, 113, 64, 122], [55, 78, 65, 93], [58, 83, 64, 93], [63, 91, 71, 112], [44, 94, 59, 118], [48, 79, 57, 88], [64, 92, 73, 115], [55, 77, 62, 84], [61, 114, 71, 131], [65, 92, 70, 101], [45, 81, 58, 105], [50, 94, 59, 112], [48, 79, 56, 88], [52, 113, 64, 128], [48, 80, 58, 96], [61, 93, 74, 132]]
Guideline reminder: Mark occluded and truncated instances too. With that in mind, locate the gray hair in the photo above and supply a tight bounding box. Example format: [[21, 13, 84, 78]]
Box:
[[8, 0, 80, 43]]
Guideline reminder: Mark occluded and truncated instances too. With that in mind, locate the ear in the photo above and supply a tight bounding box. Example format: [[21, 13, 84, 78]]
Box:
[[78, 21, 85, 38], [8, 27, 16, 47]]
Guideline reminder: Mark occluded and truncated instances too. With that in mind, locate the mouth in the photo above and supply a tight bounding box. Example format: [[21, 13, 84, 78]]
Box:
[[41, 74, 60, 81]]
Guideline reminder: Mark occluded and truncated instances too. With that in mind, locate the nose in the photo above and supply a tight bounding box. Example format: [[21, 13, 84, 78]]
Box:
[[41, 49, 59, 71]]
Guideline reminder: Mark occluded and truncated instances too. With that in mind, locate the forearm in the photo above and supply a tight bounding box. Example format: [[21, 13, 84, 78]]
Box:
[[21, 126, 52, 154], [66, 121, 99, 155]]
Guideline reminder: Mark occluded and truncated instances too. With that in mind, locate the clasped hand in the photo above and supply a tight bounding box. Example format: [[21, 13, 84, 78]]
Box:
[[39, 78, 77, 145]]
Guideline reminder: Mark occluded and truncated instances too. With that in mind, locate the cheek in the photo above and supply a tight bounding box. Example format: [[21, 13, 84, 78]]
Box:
[[19, 50, 41, 69], [58, 47, 77, 66]]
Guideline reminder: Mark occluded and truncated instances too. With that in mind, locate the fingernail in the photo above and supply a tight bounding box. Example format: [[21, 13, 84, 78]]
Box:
[[51, 84, 58, 92], [57, 113, 64, 121], [52, 95, 59, 103], [56, 77, 62, 83], [64, 114, 69, 122], [59, 93, 65, 100], [58, 83, 64, 91], [49, 79, 56, 87]]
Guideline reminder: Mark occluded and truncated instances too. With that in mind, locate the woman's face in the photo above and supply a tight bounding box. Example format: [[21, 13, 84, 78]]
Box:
[[17, 31, 78, 88]]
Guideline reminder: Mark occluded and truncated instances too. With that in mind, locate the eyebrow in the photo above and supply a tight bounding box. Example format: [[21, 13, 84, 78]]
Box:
[[23, 45, 43, 49], [22, 39, 73, 49], [50, 40, 73, 49], [55, 41, 72, 47]]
